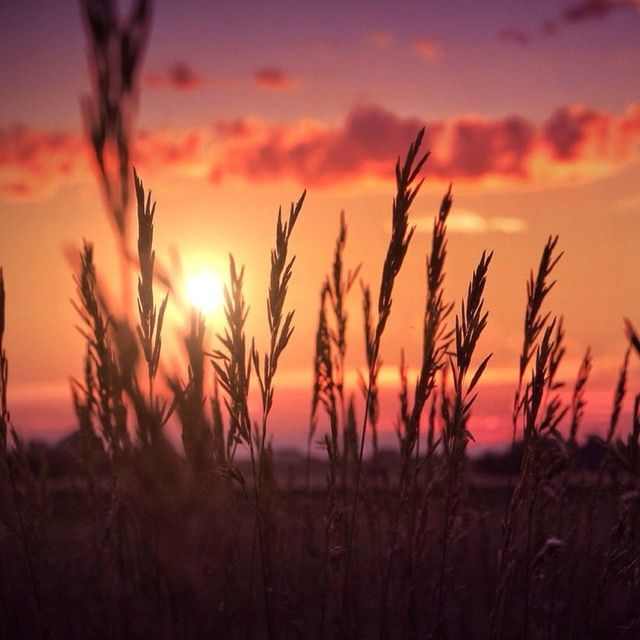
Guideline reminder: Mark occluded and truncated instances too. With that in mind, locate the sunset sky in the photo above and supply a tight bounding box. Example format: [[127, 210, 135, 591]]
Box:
[[1, 0, 640, 451]]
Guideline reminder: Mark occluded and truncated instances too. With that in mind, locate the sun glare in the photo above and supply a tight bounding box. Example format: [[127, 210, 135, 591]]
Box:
[[185, 270, 224, 316]]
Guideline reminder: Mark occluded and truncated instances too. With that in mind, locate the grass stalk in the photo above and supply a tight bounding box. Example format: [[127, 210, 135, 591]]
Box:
[[80, 0, 152, 316], [131, 170, 171, 449], [510, 237, 562, 462], [72, 244, 130, 463], [436, 250, 492, 638], [0, 269, 49, 638], [491, 238, 563, 638], [378, 185, 453, 639], [341, 128, 428, 638], [252, 191, 305, 484], [587, 348, 630, 521], [212, 256, 275, 640], [249, 191, 304, 635]]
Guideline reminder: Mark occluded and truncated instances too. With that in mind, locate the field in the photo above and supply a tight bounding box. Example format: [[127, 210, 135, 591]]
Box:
[[0, 438, 637, 639]]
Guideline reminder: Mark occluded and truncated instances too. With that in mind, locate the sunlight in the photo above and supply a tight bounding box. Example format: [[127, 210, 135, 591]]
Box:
[[184, 269, 224, 316]]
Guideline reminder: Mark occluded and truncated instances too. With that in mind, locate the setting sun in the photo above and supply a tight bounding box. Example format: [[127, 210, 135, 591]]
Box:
[[184, 270, 224, 315]]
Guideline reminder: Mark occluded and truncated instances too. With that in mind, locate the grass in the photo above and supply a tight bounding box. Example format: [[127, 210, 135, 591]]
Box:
[[1, 4, 639, 639], [2, 203, 640, 637]]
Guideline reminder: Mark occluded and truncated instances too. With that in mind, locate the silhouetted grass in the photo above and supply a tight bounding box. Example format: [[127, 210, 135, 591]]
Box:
[[1, 7, 639, 638]]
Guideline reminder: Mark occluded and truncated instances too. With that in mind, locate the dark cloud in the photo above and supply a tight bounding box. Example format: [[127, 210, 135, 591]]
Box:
[[253, 68, 299, 91], [564, 0, 639, 23], [146, 62, 206, 92], [215, 118, 255, 139], [543, 106, 605, 159], [501, 0, 639, 43]]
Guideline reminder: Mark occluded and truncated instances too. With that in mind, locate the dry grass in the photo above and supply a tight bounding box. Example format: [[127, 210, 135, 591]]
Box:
[[2, 165, 640, 637]]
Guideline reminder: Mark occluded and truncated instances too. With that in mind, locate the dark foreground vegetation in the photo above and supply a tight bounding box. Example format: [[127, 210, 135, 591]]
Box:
[[1, 424, 639, 640], [1, 2, 639, 638], [2, 142, 639, 640]]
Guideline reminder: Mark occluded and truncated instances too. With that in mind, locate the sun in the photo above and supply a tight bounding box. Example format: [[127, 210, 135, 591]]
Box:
[[184, 270, 224, 316]]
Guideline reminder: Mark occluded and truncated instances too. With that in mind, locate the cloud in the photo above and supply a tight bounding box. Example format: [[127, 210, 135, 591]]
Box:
[[211, 105, 426, 186], [367, 31, 394, 49], [490, 217, 528, 233], [502, 0, 640, 43], [210, 107, 535, 185], [412, 38, 442, 62], [563, 0, 640, 23], [543, 103, 640, 161], [366, 32, 441, 60], [0, 124, 213, 202], [209, 102, 640, 187], [253, 68, 300, 92], [135, 128, 211, 174], [414, 210, 527, 234], [0, 125, 87, 201], [543, 106, 608, 160], [440, 115, 535, 178], [146, 62, 206, 92], [3, 102, 640, 202]]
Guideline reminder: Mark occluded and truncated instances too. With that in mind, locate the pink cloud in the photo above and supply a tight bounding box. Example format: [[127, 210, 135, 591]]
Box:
[[253, 68, 300, 91], [0, 124, 212, 202], [440, 115, 534, 178], [211, 105, 426, 185], [0, 125, 87, 201], [412, 38, 442, 62], [146, 62, 206, 92], [543, 104, 640, 161], [543, 106, 608, 160], [2, 102, 640, 202], [208, 103, 640, 187], [135, 129, 209, 169]]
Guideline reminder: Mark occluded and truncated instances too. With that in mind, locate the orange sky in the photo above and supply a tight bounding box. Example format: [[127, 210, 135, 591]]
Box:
[[1, 0, 640, 450]]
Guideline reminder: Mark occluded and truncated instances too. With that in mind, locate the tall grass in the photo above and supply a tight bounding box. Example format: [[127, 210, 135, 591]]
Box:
[[2, 130, 640, 638], [341, 128, 428, 637], [0, 270, 49, 638], [1, 11, 639, 636], [436, 250, 493, 638], [378, 185, 453, 639], [211, 194, 305, 640]]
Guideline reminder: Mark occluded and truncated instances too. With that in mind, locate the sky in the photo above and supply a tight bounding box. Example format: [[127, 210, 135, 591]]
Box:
[[1, 0, 640, 452]]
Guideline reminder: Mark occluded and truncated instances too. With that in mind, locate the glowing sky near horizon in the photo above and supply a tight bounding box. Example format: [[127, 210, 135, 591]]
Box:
[[1, 0, 640, 449]]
